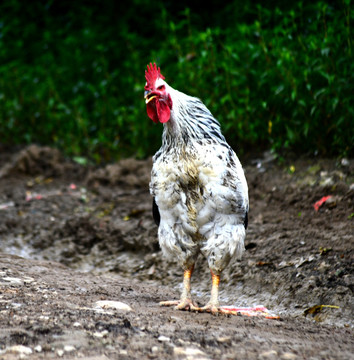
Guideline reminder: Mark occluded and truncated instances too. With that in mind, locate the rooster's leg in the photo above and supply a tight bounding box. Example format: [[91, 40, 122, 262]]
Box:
[[160, 265, 199, 311], [198, 269, 221, 314], [200, 270, 261, 315]]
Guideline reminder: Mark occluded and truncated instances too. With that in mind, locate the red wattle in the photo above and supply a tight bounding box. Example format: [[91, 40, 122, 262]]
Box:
[[156, 100, 171, 123], [147, 103, 159, 123]]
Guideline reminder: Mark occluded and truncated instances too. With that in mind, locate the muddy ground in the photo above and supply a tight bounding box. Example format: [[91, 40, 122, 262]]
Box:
[[0, 145, 353, 359]]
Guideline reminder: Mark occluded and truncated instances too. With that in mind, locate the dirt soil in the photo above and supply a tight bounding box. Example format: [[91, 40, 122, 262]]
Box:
[[0, 145, 353, 360]]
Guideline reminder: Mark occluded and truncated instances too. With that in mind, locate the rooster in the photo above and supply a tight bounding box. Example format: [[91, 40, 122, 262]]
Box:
[[145, 63, 249, 314]]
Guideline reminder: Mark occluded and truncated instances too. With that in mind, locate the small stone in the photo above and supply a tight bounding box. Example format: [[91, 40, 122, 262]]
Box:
[[23, 277, 35, 284], [73, 322, 82, 327], [158, 335, 170, 342], [281, 352, 298, 360], [217, 336, 232, 343], [93, 330, 109, 338], [6, 345, 32, 355], [34, 345, 42, 353], [185, 347, 207, 357], [64, 345, 75, 352], [174, 347, 207, 357], [119, 349, 128, 355], [259, 350, 278, 359], [95, 300, 132, 312], [151, 346, 159, 353], [2, 277, 23, 286], [57, 349, 64, 357]]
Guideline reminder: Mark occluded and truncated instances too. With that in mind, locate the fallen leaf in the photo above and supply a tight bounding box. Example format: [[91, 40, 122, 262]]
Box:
[[319, 247, 332, 255], [304, 304, 339, 322], [313, 195, 332, 211], [129, 208, 145, 217], [256, 261, 273, 267]]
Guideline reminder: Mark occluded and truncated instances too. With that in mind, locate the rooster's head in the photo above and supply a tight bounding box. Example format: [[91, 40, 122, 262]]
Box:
[[144, 63, 173, 123]]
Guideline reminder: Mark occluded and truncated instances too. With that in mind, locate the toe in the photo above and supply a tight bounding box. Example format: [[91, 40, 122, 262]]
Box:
[[198, 302, 220, 314], [175, 299, 199, 311], [160, 300, 180, 307], [160, 299, 199, 311]]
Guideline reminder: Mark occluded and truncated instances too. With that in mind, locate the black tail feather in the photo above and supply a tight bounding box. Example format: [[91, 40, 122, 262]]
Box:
[[152, 198, 160, 226], [244, 211, 248, 229]]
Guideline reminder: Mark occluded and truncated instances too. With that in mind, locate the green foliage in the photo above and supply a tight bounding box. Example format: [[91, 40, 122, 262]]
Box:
[[0, 0, 352, 161]]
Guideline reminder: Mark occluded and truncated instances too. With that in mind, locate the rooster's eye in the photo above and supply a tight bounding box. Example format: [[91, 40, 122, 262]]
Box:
[[157, 85, 165, 91]]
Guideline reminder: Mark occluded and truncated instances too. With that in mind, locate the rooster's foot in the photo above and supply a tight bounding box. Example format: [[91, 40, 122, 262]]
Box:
[[160, 299, 199, 311], [197, 302, 221, 315]]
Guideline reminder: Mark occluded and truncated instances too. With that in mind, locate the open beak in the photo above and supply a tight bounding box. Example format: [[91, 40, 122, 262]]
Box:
[[144, 91, 157, 104], [145, 95, 157, 104]]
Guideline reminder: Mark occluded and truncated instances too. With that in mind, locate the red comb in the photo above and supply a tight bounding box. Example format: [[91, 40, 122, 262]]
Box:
[[145, 63, 165, 90]]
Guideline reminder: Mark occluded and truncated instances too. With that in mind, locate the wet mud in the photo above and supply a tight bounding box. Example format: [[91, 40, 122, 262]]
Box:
[[0, 145, 353, 359]]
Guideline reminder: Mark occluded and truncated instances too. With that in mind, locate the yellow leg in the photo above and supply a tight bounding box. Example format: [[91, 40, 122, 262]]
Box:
[[200, 270, 260, 316], [180, 266, 193, 301], [210, 270, 220, 307], [199, 270, 221, 314], [160, 265, 199, 311]]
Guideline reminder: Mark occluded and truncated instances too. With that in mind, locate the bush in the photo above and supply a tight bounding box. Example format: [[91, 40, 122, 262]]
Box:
[[157, 2, 353, 156], [0, 0, 352, 161]]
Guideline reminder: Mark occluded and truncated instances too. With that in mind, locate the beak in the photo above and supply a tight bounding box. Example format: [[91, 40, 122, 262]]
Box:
[[144, 90, 157, 104]]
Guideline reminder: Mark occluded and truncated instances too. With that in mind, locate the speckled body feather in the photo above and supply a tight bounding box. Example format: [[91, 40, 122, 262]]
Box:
[[149, 82, 249, 275]]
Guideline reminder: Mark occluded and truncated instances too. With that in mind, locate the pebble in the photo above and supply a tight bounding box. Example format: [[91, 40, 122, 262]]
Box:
[[23, 276, 35, 284], [2, 277, 23, 286], [281, 353, 298, 359], [34, 345, 42, 352], [4, 345, 33, 356], [93, 330, 109, 338], [158, 335, 170, 342], [57, 349, 64, 357], [95, 300, 132, 312], [73, 321, 82, 327], [259, 350, 278, 359], [151, 346, 160, 353], [217, 336, 232, 343], [173, 347, 207, 358], [64, 345, 76, 352]]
